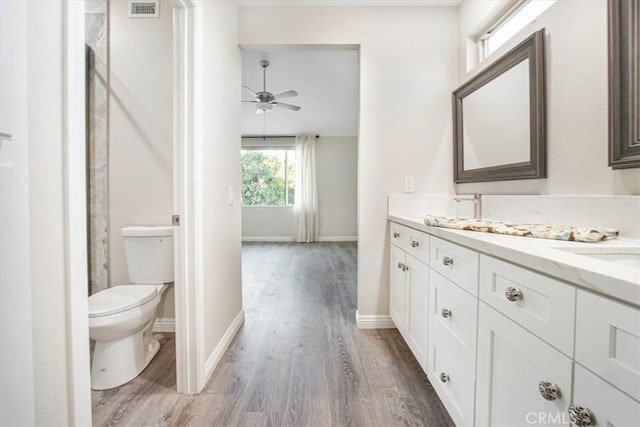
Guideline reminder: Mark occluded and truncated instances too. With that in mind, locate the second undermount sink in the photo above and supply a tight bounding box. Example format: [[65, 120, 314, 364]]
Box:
[[552, 246, 640, 270]]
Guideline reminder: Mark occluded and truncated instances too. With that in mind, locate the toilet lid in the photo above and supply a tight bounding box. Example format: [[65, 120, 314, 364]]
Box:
[[89, 285, 158, 318]]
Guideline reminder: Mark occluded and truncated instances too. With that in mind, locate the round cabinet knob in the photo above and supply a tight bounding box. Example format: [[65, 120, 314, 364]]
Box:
[[442, 256, 454, 266], [505, 287, 523, 301], [439, 372, 449, 383], [397, 262, 403, 270], [441, 308, 452, 318], [411, 240, 420, 248], [402, 264, 409, 272], [538, 381, 561, 401], [569, 405, 595, 426], [393, 232, 400, 238]]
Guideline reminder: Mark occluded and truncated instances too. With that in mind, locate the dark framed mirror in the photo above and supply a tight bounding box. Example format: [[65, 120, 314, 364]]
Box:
[[608, 0, 640, 169], [453, 29, 546, 183]]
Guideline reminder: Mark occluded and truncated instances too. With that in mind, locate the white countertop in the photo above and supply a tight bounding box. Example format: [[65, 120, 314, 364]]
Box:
[[389, 214, 640, 307]]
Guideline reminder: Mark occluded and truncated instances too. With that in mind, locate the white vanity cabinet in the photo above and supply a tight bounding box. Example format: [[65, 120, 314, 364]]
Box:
[[389, 224, 429, 371], [388, 219, 640, 427]]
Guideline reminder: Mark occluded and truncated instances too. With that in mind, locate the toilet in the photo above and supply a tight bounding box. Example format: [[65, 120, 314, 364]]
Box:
[[88, 225, 174, 390]]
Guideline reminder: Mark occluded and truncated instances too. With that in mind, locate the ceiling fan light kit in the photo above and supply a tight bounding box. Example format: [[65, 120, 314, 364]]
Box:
[[242, 60, 301, 114]]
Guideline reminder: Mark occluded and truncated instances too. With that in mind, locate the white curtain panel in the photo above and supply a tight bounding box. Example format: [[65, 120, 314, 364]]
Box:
[[294, 135, 319, 243]]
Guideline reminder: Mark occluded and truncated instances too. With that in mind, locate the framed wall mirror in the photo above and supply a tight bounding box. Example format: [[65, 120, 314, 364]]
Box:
[[608, 0, 640, 169], [453, 29, 546, 183]]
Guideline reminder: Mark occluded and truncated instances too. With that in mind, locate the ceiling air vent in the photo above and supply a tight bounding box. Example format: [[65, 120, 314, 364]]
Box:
[[128, 0, 159, 18]]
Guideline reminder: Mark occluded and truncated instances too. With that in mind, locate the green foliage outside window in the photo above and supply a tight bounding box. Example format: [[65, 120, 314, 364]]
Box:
[[241, 149, 295, 206]]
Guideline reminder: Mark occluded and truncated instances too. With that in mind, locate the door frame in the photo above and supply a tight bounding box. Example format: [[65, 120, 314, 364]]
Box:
[[170, 0, 202, 393], [65, 0, 92, 423]]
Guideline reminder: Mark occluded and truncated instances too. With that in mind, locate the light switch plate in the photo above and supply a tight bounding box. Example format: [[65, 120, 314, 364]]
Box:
[[404, 176, 415, 193], [228, 186, 235, 205]]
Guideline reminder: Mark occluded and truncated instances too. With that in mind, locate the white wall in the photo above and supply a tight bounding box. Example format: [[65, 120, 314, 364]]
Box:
[[316, 136, 358, 239], [239, 6, 458, 317], [197, 0, 244, 371], [457, 0, 640, 195], [241, 136, 358, 240], [108, 0, 174, 317], [242, 207, 295, 240], [25, 1, 77, 423]]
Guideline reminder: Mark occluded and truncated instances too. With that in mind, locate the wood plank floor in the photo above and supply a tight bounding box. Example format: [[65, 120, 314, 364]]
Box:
[[92, 242, 453, 427]]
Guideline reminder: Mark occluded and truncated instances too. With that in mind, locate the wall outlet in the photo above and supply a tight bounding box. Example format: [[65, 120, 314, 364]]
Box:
[[404, 176, 415, 193]]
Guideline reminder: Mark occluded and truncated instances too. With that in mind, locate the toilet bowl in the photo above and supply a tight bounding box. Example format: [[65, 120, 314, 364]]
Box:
[[88, 225, 173, 390]]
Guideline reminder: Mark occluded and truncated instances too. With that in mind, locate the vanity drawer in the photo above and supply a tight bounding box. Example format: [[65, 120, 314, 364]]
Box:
[[389, 222, 429, 264], [390, 222, 409, 250], [479, 255, 576, 356], [575, 290, 640, 401], [427, 329, 475, 427], [430, 237, 479, 296], [429, 270, 478, 371]]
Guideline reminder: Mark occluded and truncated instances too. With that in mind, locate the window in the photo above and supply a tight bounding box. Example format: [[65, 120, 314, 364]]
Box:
[[241, 149, 296, 206], [479, 0, 555, 59]]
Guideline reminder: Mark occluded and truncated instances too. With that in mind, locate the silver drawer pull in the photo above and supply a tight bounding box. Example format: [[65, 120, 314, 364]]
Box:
[[538, 381, 561, 401], [442, 256, 454, 266], [505, 287, 523, 301], [0, 132, 13, 140], [439, 372, 449, 383], [568, 405, 595, 426], [441, 308, 452, 318], [410, 240, 419, 248], [393, 232, 400, 238]]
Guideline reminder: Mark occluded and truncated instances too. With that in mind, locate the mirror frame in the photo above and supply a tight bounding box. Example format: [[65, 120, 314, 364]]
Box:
[[608, 0, 640, 169], [453, 29, 546, 183]]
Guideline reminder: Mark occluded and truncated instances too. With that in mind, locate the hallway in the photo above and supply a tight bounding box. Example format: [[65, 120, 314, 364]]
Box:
[[92, 242, 452, 426]]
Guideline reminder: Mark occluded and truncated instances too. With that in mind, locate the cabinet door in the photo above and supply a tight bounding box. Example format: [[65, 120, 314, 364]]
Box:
[[430, 269, 478, 371], [404, 254, 429, 371], [571, 364, 640, 427], [390, 245, 407, 334], [476, 303, 572, 427], [428, 329, 476, 427]]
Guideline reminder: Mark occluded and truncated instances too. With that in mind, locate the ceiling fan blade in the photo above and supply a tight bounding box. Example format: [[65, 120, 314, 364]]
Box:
[[273, 90, 298, 99], [242, 85, 258, 97], [273, 90, 298, 100], [273, 102, 301, 111]]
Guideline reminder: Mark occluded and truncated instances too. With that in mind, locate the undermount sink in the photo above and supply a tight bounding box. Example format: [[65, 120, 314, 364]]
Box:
[[552, 246, 640, 270]]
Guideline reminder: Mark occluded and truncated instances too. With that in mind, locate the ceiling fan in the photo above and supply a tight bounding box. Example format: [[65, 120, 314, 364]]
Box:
[[242, 60, 301, 114]]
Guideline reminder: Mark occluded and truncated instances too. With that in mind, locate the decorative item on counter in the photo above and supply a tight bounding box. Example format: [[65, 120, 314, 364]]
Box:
[[424, 215, 619, 243]]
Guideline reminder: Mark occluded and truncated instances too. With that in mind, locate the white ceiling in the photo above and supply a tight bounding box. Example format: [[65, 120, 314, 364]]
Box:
[[241, 50, 359, 137], [237, 0, 461, 6]]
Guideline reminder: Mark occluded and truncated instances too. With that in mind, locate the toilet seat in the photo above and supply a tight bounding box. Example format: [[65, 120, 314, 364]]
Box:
[[89, 285, 158, 318]]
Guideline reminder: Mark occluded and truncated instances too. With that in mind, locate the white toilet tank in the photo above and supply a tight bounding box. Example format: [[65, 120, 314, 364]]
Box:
[[122, 226, 174, 284]]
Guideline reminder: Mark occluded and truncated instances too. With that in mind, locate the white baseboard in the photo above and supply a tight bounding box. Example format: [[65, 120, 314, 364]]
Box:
[[153, 317, 175, 333], [242, 236, 295, 242], [318, 236, 358, 242], [202, 309, 245, 387], [355, 310, 395, 329]]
